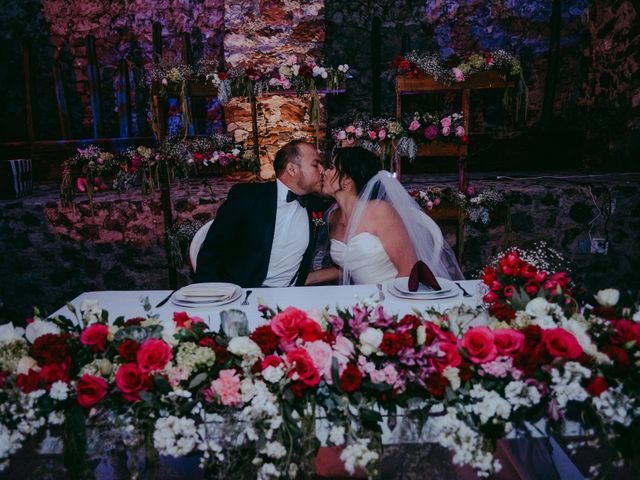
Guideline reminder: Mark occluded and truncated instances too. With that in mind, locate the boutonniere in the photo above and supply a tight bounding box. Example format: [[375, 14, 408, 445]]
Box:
[[312, 211, 326, 237]]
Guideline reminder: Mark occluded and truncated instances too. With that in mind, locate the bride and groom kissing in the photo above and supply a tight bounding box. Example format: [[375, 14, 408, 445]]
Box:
[[194, 139, 462, 288]]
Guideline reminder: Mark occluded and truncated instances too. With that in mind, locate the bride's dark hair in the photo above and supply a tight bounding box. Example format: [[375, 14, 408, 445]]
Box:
[[331, 147, 383, 194]]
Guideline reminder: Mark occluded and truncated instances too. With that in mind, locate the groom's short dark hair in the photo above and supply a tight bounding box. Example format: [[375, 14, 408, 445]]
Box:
[[273, 139, 310, 176]]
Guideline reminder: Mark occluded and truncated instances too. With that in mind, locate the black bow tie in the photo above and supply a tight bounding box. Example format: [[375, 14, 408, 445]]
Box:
[[286, 190, 308, 207]]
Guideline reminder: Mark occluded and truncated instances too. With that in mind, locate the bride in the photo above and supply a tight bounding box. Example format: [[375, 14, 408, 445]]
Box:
[[306, 147, 463, 285]]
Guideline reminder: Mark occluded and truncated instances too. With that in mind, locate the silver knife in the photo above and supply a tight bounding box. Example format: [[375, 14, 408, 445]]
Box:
[[155, 289, 178, 308]]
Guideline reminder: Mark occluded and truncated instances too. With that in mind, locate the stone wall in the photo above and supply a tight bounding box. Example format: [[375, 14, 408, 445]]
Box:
[[1, 174, 638, 322]]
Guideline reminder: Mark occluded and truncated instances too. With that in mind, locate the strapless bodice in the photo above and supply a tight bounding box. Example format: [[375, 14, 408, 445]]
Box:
[[330, 232, 398, 284]]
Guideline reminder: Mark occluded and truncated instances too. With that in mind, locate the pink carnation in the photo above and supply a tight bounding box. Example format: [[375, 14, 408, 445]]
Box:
[[305, 340, 333, 379], [210, 369, 242, 406]]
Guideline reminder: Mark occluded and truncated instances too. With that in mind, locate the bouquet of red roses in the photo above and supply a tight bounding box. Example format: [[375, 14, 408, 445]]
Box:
[[481, 249, 574, 322]]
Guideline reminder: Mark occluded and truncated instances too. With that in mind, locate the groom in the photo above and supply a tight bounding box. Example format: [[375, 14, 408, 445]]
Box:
[[194, 139, 326, 287]]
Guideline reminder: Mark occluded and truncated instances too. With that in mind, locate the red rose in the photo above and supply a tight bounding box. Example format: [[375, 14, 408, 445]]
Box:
[[340, 363, 363, 393], [542, 328, 582, 359], [488, 303, 517, 322], [76, 374, 108, 408], [425, 373, 449, 398], [489, 281, 503, 292], [483, 291, 498, 303], [300, 319, 324, 342], [586, 376, 609, 397], [39, 363, 70, 389], [115, 363, 151, 402], [16, 369, 40, 393], [493, 329, 525, 356], [261, 354, 283, 370], [481, 266, 497, 285], [550, 272, 570, 289], [503, 285, 515, 298], [250, 325, 280, 354], [286, 348, 320, 386], [30, 333, 71, 365], [601, 345, 631, 374], [431, 341, 462, 371], [524, 280, 540, 295], [379, 332, 413, 356], [397, 315, 422, 333], [423, 322, 455, 346], [136, 339, 172, 373], [610, 320, 640, 346], [520, 264, 538, 279], [118, 339, 140, 362], [80, 324, 109, 352], [271, 307, 307, 342], [461, 327, 497, 364], [398, 59, 411, 71], [217, 71, 228, 81], [124, 317, 145, 327]]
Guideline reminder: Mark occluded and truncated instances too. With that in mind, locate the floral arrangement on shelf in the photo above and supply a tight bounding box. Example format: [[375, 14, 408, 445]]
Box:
[[390, 49, 522, 85], [60, 135, 257, 208], [1, 261, 639, 478], [149, 56, 350, 105], [331, 112, 466, 168], [409, 185, 505, 224]]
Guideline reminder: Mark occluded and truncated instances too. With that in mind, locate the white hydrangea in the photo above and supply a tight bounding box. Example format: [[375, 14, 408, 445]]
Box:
[[49, 381, 69, 401], [329, 425, 346, 445], [468, 385, 511, 424], [592, 387, 634, 426], [550, 366, 590, 409], [261, 441, 286, 459], [340, 438, 379, 475], [504, 381, 541, 409], [153, 416, 198, 457]]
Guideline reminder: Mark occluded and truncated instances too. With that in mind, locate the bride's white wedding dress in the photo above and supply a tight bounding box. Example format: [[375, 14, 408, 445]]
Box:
[[330, 232, 398, 284]]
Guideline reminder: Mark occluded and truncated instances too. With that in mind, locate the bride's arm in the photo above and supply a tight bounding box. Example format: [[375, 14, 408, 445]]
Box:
[[369, 201, 418, 276]]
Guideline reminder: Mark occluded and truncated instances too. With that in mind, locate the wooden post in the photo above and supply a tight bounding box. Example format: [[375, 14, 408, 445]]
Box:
[[52, 50, 70, 139], [250, 92, 260, 168], [85, 35, 102, 139], [371, 16, 382, 117], [181, 32, 197, 135], [22, 44, 35, 143], [542, 0, 561, 126], [152, 22, 163, 64], [458, 88, 470, 192], [116, 58, 131, 138]]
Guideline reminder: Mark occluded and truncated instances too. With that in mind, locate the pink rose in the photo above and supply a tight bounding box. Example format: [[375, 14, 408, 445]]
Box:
[[210, 369, 242, 406], [287, 348, 320, 386], [354, 127, 363, 138], [455, 126, 465, 137], [271, 307, 308, 342], [336, 130, 347, 141], [136, 339, 172, 373], [440, 116, 452, 128], [345, 125, 356, 133], [80, 324, 109, 352], [493, 329, 525, 355], [452, 67, 465, 82], [542, 328, 582, 359], [461, 327, 497, 364], [305, 341, 333, 379], [409, 119, 421, 131], [441, 126, 451, 136], [378, 129, 387, 140]]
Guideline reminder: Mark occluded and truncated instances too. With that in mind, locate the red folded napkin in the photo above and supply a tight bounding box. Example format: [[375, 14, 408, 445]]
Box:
[[408, 261, 442, 292]]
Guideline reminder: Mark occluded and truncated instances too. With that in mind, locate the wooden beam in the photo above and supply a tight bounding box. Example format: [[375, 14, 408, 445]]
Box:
[[116, 58, 131, 138], [22, 44, 35, 143], [86, 35, 102, 138], [52, 51, 71, 139], [542, 0, 562, 125], [371, 16, 382, 117]]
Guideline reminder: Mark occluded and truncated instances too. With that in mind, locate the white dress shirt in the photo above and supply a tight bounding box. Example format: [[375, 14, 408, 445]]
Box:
[[262, 180, 309, 287]]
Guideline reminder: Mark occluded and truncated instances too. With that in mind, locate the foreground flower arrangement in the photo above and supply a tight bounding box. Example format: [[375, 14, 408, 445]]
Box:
[[0, 272, 639, 477]]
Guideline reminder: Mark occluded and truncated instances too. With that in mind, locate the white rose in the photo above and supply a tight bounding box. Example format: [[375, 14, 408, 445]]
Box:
[[359, 328, 383, 356], [25, 319, 60, 343], [416, 325, 426, 345], [228, 336, 263, 360], [531, 315, 557, 330], [17, 356, 38, 375], [594, 289, 620, 308], [525, 297, 551, 317], [0, 322, 25, 342], [162, 323, 180, 346]]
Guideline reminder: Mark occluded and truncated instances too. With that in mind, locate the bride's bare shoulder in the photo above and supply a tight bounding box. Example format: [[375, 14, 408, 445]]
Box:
[[365, 199, 397, 217]]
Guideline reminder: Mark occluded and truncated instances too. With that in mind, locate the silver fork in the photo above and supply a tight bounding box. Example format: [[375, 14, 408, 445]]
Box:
[[455, 282, 472, 298], [376, 283, 385, 302], [241, 290, 253, 305]]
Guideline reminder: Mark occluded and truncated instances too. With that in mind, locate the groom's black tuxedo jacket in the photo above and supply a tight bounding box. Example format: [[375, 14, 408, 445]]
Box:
[[194, 181, 319, 288]]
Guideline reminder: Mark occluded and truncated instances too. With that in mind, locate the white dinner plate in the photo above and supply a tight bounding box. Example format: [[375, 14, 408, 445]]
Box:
[[386, 282, 461, 301], [171, 283, 242, 308], [392, 276, 454, 295]]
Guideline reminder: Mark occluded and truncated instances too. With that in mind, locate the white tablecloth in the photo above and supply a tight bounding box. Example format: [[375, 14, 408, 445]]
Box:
[[52, 281, 482, 331]]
